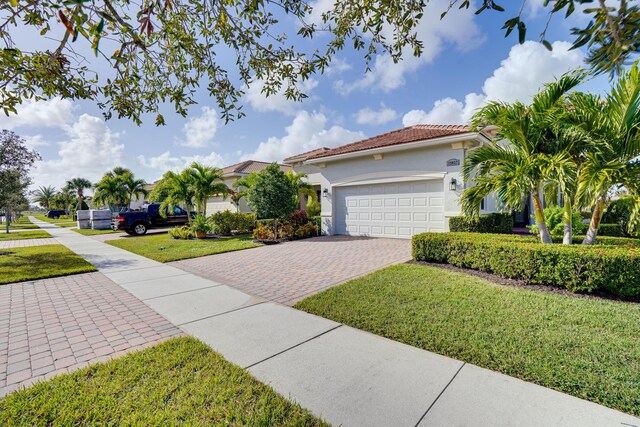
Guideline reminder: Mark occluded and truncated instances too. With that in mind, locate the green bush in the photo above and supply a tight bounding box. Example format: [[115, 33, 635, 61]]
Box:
[[448, 213, 513, 234], [208, 210, 256, 235], [305, 197, 320, 217], [603, 197, 635, 235], [168, 225, 193, 240], [598, 223, 625, 237], [527, 206, 587, 236], [294, 222, 318, 239], [412, 232, 640, 298]]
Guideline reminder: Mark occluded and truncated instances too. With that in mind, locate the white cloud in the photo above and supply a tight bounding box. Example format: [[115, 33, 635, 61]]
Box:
[[179, 106, 218, 148], [326, 57, 353, 75], [30, 114, 125, 190], [240, 110, 365, 162], [22, 135, 50, 148], [336, 0, 485, 93], [244, 78, 319, 115], [402, 41, 585, 126], [0, 98, 74, 130], [137, 150, 225, 174], [355, 105, 398, 125]]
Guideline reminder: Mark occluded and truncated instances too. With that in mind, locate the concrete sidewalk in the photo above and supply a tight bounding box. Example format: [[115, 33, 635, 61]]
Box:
[[30, 217, 640, 427], [0, 238, 57, 249]]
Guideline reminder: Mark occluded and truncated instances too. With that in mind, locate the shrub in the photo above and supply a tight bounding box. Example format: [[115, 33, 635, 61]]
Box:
[[598, 223, 625, 237], [527, 207, 588, 236], [603, 196, 635, 235], [305, 197, 320, 217], [287, 210, 308, 227], [294, 222, 318, 239], [168, 226, 193, 240], [252, 224, 275, 240], [412, 232, 640, 298], [278, 223, 294, 239], [208, 210, 256, 235], [189, 214, 211, 233], [448, 213, 513, 234]]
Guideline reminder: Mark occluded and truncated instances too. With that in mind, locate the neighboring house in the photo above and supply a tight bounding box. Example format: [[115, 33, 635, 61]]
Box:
[[129, 181, 159, 211], [205, 160, 292, 214], [285, 125, 502, 239]]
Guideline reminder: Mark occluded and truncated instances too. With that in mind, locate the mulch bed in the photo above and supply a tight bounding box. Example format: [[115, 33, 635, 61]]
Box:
[[408, 260, 640, 305]]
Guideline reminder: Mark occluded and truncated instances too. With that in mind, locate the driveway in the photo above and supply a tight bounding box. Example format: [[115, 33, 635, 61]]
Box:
[[0, 272, 181, 396], [171, 235, 412, 305]]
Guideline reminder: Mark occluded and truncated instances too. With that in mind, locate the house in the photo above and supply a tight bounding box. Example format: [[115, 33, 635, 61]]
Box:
[[205, 160, 292, 214], [285, 125, 501, 238], [129, 181, 159, 211]]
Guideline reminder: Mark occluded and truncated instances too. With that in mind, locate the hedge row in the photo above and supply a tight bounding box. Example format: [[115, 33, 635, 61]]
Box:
[[597, 223, 625, 237], [412, 232, 640, 298], [448, 213, 513, 234]]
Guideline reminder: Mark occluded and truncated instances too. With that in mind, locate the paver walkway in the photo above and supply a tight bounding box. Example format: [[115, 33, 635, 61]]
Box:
[[0, 272, 181, 396], [173, 235, 411, 305], [20, 217, 640, 426], [0, 238, 57, 249]]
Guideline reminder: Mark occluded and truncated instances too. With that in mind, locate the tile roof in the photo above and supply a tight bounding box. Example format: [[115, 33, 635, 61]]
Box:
[[307, 125, 473, 160], [221, 160, 292, 175], [284, 147, 332, 163]]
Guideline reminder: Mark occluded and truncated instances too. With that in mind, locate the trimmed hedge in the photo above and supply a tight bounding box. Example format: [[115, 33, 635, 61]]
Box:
[[412, 232, 640, 298], [448, 213, 513, 234], [597, 223, 625, 237]]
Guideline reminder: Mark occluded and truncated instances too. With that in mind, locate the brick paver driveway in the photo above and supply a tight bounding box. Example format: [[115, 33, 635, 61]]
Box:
[[0, 272, 181, 396], [172, 236, 411, 306]]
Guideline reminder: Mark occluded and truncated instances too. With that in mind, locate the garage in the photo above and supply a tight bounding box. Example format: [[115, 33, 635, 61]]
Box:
[[334, 180, 445, 238]]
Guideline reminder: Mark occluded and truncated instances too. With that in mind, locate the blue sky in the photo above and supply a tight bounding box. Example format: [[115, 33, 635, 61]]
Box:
[[0, 0, 611, 192]]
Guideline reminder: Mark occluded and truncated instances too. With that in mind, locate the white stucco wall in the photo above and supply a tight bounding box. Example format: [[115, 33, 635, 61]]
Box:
[[293, 138, 500, 235], [205, 176, 253, 214]]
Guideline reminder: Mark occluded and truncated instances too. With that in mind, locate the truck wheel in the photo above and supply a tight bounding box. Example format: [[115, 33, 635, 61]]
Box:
[[133, 222, 148, 236], [52, 215, 59, 220]]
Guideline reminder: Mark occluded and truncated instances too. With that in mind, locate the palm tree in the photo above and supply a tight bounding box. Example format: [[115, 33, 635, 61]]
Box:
[[121, 173, 148, 208], [188, 162, 228, 216], [286, 170, 317, 208], [31, 185, 56, 210], [66, 177, 92, 213], [568, 63, 640, 244], [154, 170, 196, 220], [58, 185, 75, 213], [232, 172, 259, 208], [93, 175, 128, 211], [462, 72, 584, 244]]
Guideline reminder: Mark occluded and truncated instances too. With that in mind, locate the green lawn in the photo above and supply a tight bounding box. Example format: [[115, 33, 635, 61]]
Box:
[[106, 234, 262, 262], [0, 230, 51, 241], [6, 216, 39, 230], [0, 244, 96, 285], [295, 263, 640, 416], [72, 228, 117, 236], [33, 215, 77, 228], [0, 337, 327, 426]]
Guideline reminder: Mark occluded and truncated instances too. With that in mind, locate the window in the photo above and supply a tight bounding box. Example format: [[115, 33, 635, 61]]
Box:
[[481, 198, 485, 210], [173, 206, 184, 215]]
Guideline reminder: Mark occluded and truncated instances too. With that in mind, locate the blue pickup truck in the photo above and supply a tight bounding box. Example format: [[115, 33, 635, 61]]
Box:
[[113, 203, 193, 235]]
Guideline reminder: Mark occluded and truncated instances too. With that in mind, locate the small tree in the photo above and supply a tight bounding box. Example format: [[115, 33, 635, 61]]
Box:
[[247, 163, 297, 236]]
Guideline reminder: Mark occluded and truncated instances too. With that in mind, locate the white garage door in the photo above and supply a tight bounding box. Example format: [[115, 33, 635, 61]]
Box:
[[335, 180, 445, 238]]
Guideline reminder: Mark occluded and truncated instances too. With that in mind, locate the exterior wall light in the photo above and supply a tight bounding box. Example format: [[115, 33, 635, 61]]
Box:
[[449, 178, 457, 191], [323, 188, 329, 197]]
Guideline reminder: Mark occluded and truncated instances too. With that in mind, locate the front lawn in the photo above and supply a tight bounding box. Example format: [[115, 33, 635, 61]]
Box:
[[0, 244, 96, 285], [33, 214, 77, 228], [0, 337, 326, 426], [0, 230, 51, 241], [72, 228, 117, 236], [106, 233, 262, 262], [6, 216, 39, 229], [295, 263, 640, 417]]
